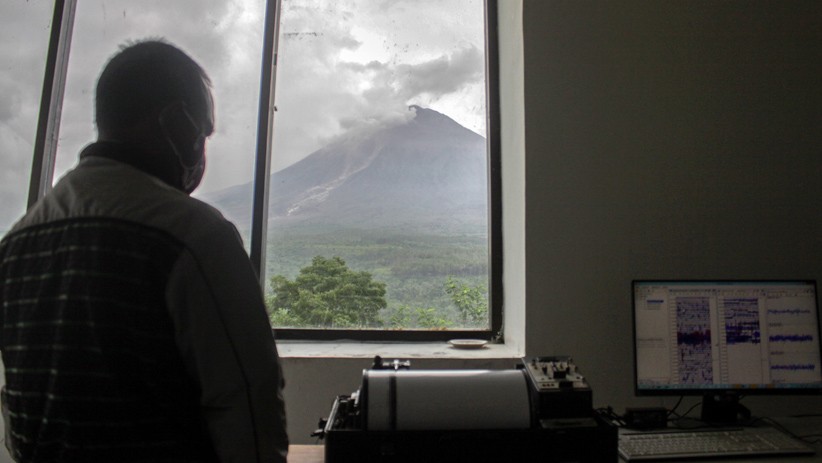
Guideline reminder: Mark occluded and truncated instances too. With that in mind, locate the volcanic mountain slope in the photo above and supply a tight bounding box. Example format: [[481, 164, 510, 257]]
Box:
[[206, 106, 488, 232]]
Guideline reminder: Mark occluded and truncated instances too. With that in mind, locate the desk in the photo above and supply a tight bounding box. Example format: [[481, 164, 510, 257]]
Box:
[[288, 445, 323, 463], [287, 443, 822, 463], [288, 445, 822, 463], [287, 416, 822, 462], [616, 416, 822, 463]]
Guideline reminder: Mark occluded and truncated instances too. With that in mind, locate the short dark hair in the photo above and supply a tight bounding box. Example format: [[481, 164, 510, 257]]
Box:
[[95, 40, 211, 138]]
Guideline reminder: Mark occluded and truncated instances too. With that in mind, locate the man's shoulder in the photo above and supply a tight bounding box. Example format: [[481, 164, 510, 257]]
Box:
[[8, 158, 242, 251], [160, 193, 244, 248]]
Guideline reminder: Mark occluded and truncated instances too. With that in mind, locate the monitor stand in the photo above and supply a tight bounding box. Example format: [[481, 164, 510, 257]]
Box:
[[700, 392, 751, 424]]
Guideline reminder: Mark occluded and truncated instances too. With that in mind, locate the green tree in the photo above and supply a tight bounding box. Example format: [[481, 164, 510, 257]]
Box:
[[445, 276, 488, 327], [385, 305, 411, 329], [268, 256, 386, 328], [384, 304, 452, 330], [413, 306, 452, 329]]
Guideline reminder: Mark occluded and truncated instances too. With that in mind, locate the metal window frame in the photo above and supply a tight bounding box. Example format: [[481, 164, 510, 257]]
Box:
[[249, 0, 282, 279], [28, 0, 76, 208], [264, 0, 503, 342], [30, 0, 502, 343]]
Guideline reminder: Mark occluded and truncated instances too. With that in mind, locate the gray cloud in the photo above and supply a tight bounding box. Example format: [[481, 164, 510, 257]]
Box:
[[396, 46, 484, 100], [0, 0, 53, 231], [0, 80, 23, 123], [52, 0, 255, 187], [1, 0, 486, 228], [270, 0, 486, 170]]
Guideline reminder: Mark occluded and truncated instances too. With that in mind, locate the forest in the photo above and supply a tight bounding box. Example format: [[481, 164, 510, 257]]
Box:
[[263, 225, 489, 330]]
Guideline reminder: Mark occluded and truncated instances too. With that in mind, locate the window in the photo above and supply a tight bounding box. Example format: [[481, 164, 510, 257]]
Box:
[[265, 0, 501, 340], [52, 0, 266, 249], [16, 0, 501, 342], [0, 1, 53, 234]]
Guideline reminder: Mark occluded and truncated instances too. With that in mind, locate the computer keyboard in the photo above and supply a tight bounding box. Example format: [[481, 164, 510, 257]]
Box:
[[618, 426, 816, 461]]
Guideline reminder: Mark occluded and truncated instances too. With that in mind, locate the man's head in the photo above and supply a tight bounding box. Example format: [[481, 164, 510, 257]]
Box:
[[95, 40, 214, 193]]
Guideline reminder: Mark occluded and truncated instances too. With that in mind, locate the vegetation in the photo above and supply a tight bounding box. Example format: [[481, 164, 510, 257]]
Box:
[[264, 227, 490, 330], [267, 256, 386, 328], [382, 305, 453, 330], [445, 276, 488, 326]]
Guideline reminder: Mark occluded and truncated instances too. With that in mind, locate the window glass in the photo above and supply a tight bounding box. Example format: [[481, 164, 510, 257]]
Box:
[[53, 0, 265, 245], [262, 0, 490, 331], [0, 0, 53, 235]]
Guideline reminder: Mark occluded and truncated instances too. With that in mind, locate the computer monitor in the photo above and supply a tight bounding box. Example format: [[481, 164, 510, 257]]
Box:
[[632, 280, 822, 422]]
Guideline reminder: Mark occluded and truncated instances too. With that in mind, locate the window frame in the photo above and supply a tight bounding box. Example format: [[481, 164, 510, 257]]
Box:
[[27, 0, 76, 209], [29, 0, 503, 343]]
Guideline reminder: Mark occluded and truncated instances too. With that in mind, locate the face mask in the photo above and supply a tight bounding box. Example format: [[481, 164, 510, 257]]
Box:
[[180, 148, 205, 194], [159, 101, 210, 194]]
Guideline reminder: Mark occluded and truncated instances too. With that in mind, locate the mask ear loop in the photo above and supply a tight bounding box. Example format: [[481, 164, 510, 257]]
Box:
[[158, 101, 208, 192]]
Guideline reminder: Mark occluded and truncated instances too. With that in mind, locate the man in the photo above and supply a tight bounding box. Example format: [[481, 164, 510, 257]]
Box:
[[0, 40, 288, 462]]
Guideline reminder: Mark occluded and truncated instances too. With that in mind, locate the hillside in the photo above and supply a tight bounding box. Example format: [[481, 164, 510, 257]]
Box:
[[205, 106, 491, 324], [206, 106, 488, 233]]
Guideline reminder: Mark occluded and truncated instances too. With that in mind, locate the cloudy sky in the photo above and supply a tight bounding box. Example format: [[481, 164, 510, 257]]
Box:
[[0, 0, 487, 232]]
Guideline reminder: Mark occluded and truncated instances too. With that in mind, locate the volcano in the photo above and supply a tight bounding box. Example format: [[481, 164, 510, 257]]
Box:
[[205, 106, 488, 233]]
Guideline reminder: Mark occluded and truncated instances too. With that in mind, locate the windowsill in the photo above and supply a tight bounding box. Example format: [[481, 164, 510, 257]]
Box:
[[277, 340, 522, 359]]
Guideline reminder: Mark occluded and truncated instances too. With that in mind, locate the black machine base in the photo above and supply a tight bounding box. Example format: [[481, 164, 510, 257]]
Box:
[[323, 397, 617, 463]]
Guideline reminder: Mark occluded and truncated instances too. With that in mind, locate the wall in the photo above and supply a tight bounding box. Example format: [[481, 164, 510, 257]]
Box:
[[499, 0, 527, 355], [523, 0, 822, 415]]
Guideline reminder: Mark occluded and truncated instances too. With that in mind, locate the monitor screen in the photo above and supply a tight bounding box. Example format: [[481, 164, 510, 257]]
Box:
[[633, 280, 822, 395]]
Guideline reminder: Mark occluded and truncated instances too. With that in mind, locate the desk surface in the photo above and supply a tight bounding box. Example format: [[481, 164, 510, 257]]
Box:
[[287, 444, 822, 463], [287, 417, 822, 463], [288, 445, 323, 463]]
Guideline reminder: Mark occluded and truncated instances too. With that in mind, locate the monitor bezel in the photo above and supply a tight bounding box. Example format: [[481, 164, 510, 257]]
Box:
[[632, 279, 822, 397]]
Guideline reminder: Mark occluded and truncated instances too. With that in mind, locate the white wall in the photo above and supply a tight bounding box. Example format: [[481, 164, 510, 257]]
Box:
[[521, 0, 822, 416], [499, 0, 527, 354]]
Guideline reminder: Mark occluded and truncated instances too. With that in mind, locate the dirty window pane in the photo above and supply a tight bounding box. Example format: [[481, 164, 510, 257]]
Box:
[[53, 0, 265, 246], [262, 0, 490, 331], [0, 0, 53, 234]]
